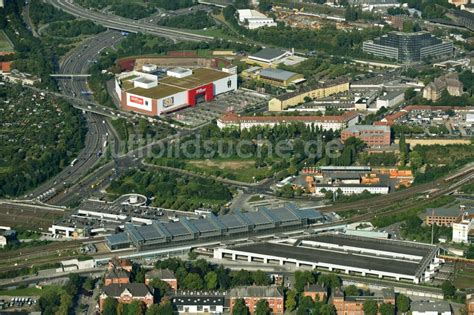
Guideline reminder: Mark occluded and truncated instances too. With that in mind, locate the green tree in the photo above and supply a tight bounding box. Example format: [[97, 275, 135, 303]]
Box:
[[404, 88, 416, 100], [231, 269, 253, 287], [146, 299, 173, 315], [285, 290, 298, 312], [102, 298, 118, 315], [344, 285, 360, 296], [148, 278, 171, 298], [441, 281, 456, 299], [255, 299, 271, 315], [363, 299, 378, 315], [317, 274, 341, 289], [253, 270, 271, 286], [297, 296, 315, 315], [183, 273, 204, 290], [204, 271, 218, 290], [232, 298, 250, 315], [396, 294, 410, 313], [409, 151, 423, 170], [466, 245, 474, 259], [55, 293, 73, 315], [294, 270, 316, 292], [399, 133, 408, 166], [379, 303, 395, 315], [188, 251, 198, 260], [320, 304, 337, 315], [145, 304, 161, 315], [83, 277, 94, 291], [127, 300, 146, 315]]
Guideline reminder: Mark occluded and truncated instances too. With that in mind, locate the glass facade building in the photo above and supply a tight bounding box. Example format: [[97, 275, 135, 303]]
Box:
[[363, 31, 453, 62]]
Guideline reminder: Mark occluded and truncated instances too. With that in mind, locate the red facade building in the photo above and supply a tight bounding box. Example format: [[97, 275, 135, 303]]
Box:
[[229, 286, 284, 315], [341, 125, 391, 147], [99, 283, 154, 312], [332, 288, 395, 315]]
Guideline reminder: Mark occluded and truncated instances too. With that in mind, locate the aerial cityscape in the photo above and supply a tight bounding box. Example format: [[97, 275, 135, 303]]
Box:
[[0, 0, 473, 314]]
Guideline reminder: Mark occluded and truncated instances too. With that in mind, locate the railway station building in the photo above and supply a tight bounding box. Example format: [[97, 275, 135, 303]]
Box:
[[213, 233, 441, 284]]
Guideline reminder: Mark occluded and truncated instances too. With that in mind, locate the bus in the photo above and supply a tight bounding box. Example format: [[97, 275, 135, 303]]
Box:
[[70, 158, 78, 167]]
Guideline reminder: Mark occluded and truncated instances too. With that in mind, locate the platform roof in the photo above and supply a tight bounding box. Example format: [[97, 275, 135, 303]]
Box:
[[305, 234, 433, 257], [233, 242, 422, 276]]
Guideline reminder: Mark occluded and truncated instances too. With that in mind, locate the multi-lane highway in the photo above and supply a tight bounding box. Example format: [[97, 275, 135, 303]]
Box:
[[46, 0, 214, 42], [27, 31, 124, 203]]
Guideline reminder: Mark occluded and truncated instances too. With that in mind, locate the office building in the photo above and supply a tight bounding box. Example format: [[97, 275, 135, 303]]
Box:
[[425, 205, 474, 226], [452, 212, 474, 243], [376, 90, 405, 109], [363, 31, 453, 62], [424, 73, 464, 101], [341, 125, 391, 147], [268, 79, 350, 111]]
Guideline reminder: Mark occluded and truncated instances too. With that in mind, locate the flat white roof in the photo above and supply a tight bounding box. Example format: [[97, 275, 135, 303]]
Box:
[[238, 9, 268, 19]]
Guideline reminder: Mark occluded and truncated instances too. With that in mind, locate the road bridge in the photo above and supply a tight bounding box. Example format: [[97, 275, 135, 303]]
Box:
[[50, 74, 91, 78]]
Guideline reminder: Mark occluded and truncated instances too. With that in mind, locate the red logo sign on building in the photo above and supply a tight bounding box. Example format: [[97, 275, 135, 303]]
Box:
[[130, 95, 144, 105]]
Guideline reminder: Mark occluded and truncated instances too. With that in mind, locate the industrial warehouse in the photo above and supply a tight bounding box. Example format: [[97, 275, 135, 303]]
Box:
[[214, 233, 441, 284], [105, 204, 324, 251], [115, 66, 237, 116]]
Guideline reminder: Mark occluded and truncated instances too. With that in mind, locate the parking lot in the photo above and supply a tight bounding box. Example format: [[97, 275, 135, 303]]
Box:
[[398, 109, 472, 137], [167, 89, 268, 128], [0, 297, 37, 311]]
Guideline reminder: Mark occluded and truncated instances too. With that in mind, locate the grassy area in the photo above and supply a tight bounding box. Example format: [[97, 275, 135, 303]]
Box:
[[0, 285, 63, 296], [0, 30, 14, 52], [186, 27, 237, 41], [453, 263, 474, 289], [184, 158, 275, 183]]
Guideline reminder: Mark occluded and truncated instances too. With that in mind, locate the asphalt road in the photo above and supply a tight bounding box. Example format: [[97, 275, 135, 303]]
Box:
[[24, 31, 124, 203], [24, 37, 122, 201], [42, 31, 125, 206], [46, 0, 214, 42]]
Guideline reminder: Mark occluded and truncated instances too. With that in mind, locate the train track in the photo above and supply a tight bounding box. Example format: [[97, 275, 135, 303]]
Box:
[[3, 166, 472, 272], [318, 165, 474, 213]]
